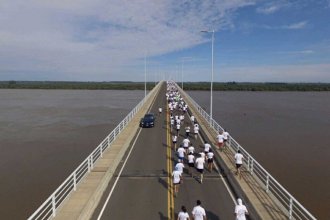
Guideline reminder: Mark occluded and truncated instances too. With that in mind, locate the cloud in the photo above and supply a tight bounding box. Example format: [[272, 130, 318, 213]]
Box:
[[0, 0, 256, 81], [256, 1, 289, 14], [282, 21, 308, 29]]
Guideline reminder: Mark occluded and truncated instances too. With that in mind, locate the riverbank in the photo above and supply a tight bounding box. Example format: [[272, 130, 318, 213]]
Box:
[[1, 81, 330, 91]]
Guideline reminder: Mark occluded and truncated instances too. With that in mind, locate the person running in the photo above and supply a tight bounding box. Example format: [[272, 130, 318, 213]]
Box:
[[172, 167, 182, 196], [234, 150, 244, 179], [234, 198, 248, 220], [206, 149, 214, 172], [190, 115, 195, 124], [204, 141, 211, 154], [188, 143, 195, 155], [192, 200, 207, 220], [178, 205, 191, 220], [172, 134, 178, 150], [175, 160, 185, 175], [158, 107, 162, 115], [170, 118, 175, 132], [177, 146, 186, 163], [195, 154, 205, 183], [176, 123, 181, 135], [182, 137, 190, 153], [193, 123, 199, 139], [187, 152, 195, 177], [185, 125, 191, 137], [216, 131, 225, 151], [223, 129, 229, 150]]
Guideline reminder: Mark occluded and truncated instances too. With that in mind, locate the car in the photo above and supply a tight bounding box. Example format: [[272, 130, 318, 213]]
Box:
[[140, 113, 155, 128]]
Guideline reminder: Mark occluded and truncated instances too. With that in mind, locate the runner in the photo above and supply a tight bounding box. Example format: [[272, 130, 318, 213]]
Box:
[[177, 145, 186, 163], [234, 150, 244, 179], [216, 131, 225, 151], [175, 160, 185, 175], [158, 107, 162, 115], [223, 129, 229, 150], [234, 198, 248, 220], [190, 115, 195, 124], [187, 152, 195, 177], [176, 122, 181, 136], [178, 205, 190, 220], [206, 149, 214, 172], [192, 200, 207, 220], [185, 125, 191, 137], [193, 123, 199, 139], [195, 154, 205, 184], [172, 134, 178, 150], [204, 141, 211, 153], [182, 137, 190, 154], [172, 167, 182, 197], [188, 143, 195, 155]]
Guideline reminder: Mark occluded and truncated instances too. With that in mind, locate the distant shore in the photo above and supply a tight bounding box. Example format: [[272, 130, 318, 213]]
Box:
[[1, 81, 330, 91]]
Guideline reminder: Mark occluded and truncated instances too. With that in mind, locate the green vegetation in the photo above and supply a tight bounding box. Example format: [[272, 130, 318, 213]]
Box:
[[0, 81, 156, 90], [0, 81, 330, 91], [182, 82, 330, 91]]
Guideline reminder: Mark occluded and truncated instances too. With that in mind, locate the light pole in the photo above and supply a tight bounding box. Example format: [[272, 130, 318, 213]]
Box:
[[201, 29, 215, 120], [144, 54, 147, 98]]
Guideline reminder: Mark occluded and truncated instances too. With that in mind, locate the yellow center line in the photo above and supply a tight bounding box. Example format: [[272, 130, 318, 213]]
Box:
[[166, 104, 174, 219]]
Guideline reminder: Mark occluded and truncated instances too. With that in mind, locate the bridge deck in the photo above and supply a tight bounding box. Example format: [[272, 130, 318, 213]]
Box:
[[91, 83, 249, 220], [52, 81, 288, 220]]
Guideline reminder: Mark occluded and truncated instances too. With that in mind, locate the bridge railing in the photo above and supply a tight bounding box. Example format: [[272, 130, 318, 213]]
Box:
[[28, 82, 161, 220], [178, 85, 316, 220]]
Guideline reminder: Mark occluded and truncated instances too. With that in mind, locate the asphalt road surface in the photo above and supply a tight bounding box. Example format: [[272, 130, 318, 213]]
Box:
[[92, 83, 241, 220]]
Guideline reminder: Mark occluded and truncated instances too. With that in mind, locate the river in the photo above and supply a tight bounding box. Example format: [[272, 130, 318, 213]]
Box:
[[0, 89, 329, 219], [188, 91, 330, 219]]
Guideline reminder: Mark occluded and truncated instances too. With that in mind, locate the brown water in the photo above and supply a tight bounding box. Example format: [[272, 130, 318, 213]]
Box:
[[0, 89, 143, 219], [188, 91, 330, 220]]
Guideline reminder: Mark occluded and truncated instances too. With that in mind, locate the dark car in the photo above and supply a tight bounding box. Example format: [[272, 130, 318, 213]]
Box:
[[140, 113, 155, 128]]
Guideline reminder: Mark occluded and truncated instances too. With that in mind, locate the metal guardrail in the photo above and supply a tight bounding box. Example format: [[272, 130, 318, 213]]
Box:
[[177, 84, 317, 220], [28, 82, 161, 220]]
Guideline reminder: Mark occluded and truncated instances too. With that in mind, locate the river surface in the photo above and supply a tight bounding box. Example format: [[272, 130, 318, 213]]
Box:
[[188, 91, 330, 219], [0, 89, 144, 219], [0, 89, 329, 219]]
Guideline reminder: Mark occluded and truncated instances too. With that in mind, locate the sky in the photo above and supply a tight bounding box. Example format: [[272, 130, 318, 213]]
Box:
[[0, 0, 329, 82]]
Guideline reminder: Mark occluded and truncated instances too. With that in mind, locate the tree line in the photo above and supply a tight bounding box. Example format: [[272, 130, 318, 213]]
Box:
[[1, 81, 330, 91]]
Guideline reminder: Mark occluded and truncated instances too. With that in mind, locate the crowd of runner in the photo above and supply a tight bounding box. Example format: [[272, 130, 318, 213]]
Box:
[[166, 81, 248, 220]]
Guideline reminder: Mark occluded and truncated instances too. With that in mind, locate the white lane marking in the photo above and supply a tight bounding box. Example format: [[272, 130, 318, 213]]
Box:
[[97, 128, 142, 220]]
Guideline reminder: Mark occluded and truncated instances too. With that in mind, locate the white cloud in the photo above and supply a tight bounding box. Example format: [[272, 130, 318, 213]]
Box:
[[283, 21, 308, 29], [0, 0, 256, 81], [256, 1, 288, 14]]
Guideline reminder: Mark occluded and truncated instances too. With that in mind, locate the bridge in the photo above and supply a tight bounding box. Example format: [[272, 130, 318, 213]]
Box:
[[28, 81, 316, 220]]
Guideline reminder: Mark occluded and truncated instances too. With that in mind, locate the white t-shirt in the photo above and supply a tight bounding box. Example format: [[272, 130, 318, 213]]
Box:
[[175, 162, 184, 173], [207, 152, 214, 159], [177, 148, 185, 158], [170, 119, 174, 125], [223, 131, 229, 140], [191, 115, 195, 122], [195, 157, 205, 169], [235, 204, 248, 220], [182, 139, 190, 148], [217, 134, 224, 143], [192, 205, 206, 220], [194, 126, 199, 134], [172, 135, 177, 142], [199, 152, 205, 161], [185, 126, 190, 132], [172, 170, 181, 184], [188, 154, 195, 163], [176, 124, 181, 130], [235, 153, 244, 164], [188, 146, 195, 154], [159, 107, 162, 113], [178, 211, 190, 220], [204, 143, 211, 152]]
